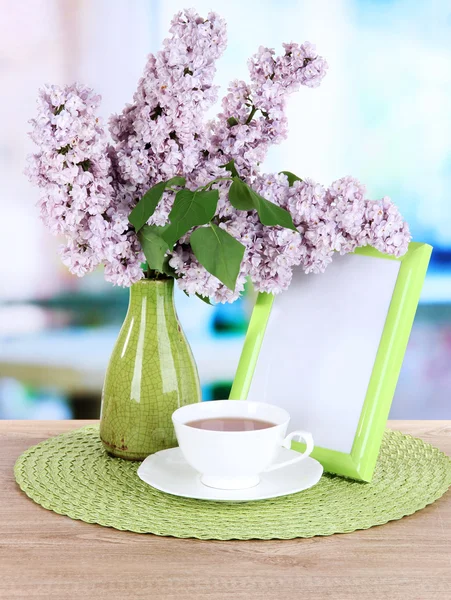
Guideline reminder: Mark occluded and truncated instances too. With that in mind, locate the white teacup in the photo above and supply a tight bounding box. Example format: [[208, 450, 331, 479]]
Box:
[[172, 400, 314, 490]]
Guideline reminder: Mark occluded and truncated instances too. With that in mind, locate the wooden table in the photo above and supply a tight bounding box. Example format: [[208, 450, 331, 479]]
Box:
[[1, 421, 450, 600]]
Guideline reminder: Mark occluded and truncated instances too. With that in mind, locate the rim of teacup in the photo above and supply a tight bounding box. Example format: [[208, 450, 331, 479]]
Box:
[[172, 399, 290, 430]]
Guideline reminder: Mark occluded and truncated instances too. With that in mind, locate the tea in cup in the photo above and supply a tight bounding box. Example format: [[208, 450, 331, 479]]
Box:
[[172, 400, 314, 490]]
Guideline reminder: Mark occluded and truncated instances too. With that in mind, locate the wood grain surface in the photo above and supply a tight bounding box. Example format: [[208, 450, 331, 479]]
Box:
[[1, 420, 450, 600]]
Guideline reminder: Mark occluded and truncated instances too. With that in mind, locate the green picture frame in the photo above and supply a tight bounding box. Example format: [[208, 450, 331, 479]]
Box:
[[229, 242, 432, 481]]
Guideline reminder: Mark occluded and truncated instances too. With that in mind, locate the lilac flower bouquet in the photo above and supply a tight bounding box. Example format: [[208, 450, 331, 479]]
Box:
[[26, 9, 410, 304]]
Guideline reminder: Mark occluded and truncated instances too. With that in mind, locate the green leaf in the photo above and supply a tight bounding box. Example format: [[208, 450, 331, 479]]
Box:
[[129, 177, 186, 232], [129, 182, 166, 232], [183, 289, 213, 305], [228, 178, 255, 211], [183, 290, 213, 306], [227, 117, 239, 127], [196, 293, 212, 305], [137, 225, 169, 272], [257, 195, 297, 231], [190, 224, 245, 291], [229, 178, 297, 231], [160, 256, 178, 279], [220, 159, 240, 178], [162, 189, 219, 248], [79, 159, 91, 172], [166, 176, 186, 188], [280, 171, 303, 186]]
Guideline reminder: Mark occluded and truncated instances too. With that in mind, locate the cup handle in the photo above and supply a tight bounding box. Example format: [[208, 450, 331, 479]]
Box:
[[264, 430, 314, 473]]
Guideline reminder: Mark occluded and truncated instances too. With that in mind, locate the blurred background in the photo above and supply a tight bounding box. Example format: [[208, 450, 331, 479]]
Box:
[[0, 0, 450, 420]]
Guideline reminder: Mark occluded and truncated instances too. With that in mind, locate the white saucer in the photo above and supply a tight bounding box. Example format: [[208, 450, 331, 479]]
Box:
[[137, 447, 323, 502]]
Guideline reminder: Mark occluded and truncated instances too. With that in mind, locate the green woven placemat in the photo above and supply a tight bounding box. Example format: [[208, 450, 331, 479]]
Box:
[[14, 425, 451, 540]]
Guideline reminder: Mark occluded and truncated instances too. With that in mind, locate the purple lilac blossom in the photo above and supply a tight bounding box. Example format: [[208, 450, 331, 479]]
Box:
[[109, 9, 227, 226], [26, 9, 411, 300], [170, 173, 410, 300], [25, 83, 145, 285], [206, 42, 328, 179]]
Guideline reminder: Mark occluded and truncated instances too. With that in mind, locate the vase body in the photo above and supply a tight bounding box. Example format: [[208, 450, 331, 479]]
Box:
[[100, 278, 201, 460]]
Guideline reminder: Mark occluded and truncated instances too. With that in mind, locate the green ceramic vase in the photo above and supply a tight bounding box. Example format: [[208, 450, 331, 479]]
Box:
[[100, 278, 201, 460]]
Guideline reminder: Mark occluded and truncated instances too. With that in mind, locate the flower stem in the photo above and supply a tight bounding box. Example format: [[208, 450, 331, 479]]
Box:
[[197, 176, 233, 191], [245, 105, 258, 124]]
